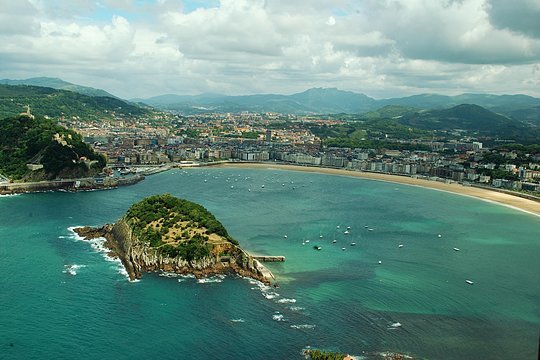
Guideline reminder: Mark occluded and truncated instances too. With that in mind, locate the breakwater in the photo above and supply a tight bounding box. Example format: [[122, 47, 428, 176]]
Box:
[[0, 175, 144, 195]]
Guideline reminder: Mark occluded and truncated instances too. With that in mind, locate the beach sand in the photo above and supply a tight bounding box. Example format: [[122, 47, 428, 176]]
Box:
[[218, 163, 540, 217]]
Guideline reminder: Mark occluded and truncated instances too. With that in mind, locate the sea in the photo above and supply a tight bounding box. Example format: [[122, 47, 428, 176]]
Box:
[[1, 167, 539, 359]]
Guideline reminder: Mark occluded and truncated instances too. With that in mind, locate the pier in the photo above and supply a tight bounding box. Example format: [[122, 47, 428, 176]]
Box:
[[252, 255, 285, 262]]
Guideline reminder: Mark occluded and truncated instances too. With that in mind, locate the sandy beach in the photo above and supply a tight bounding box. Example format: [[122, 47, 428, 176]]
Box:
[[218, 163, 540, 217]]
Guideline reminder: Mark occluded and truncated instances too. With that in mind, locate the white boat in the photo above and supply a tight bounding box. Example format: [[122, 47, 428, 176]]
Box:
[[332, 239, 337, 243], [284, 235, 288, 239], [305, 239, 310, 243], [438, 234, 442, 238], [344, 230, 349, 235], [378, 260, 382, 264], [453, 247, 460, 251], [350, 242, 356, 246], [313, 246, 322, 251], [347, 226, 351, 230], [368, 228, 374, 231], [465, 280, 474, 285], [319, 234, 323, 238], [398, 244, 404, 248], [261, 185, 265, 188], [341, 247, 346, 251]]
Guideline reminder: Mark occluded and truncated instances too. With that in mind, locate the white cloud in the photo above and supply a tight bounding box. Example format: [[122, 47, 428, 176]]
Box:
[[0, 0, 539, 99]]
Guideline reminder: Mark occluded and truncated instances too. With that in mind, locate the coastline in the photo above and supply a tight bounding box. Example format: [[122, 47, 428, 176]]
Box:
[[217, 162, 540, 217]]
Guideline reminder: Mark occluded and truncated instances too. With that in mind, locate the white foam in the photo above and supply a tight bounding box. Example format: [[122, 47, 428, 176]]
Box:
[[290, 324, 315, 329], [66, 227, 132, 282], [272, 313, 285, 322], [231, 319, 245, 323], [288, 306, 305, 312], [197, 274, 225, 284], [0, 194, 21, 198], [277, 298, 296, 304], [263, 291, 279, 300], [62, 264, 86, 276]]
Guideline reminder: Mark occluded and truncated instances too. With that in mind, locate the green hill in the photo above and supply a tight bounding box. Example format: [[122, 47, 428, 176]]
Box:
[[0, 114, 106, 180], [399, 104, 540, 143], [0, 77, 117, 98], [124, 194, 238, 259], [0, 84, 150, 120]]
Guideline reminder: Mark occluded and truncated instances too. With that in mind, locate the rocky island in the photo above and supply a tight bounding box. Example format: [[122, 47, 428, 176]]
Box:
[[75, 194, 276, 283]]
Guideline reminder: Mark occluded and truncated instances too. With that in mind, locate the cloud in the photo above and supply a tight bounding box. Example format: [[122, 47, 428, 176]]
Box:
[[487, 0, 540, 38], [0, 0, 538, 98]]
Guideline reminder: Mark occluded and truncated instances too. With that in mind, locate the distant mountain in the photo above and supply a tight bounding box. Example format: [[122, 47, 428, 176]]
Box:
[[136, 87, 540, 118], [136, 88, 376, 114], [377, 93, 540, 113], [0, 84, 149, 120], [0, 77, 118, 98], [398, 104, 540, 143]]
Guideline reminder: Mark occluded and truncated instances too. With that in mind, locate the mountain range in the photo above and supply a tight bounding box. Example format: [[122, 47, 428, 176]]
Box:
[[134, 87, 540, 120], [1, 78, 538, 143]]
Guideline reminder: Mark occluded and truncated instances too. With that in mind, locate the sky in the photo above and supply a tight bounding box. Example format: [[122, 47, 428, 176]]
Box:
[[0, 0, 539, 99]]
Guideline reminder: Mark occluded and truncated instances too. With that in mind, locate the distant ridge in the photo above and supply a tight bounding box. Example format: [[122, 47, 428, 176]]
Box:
[[135, 87, 540, 116], [0, 77, 118, 98], [0, 84, 149, 120]]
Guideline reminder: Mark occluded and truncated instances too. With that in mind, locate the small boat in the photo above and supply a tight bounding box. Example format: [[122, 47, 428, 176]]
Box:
[[319, 234, 323, 238], [378, 260, 382, 264], [332, 239, 337, 243], [364, 225, 368, 228], [313, 246, 322, 251], [344, 230, 349, 235], [453, 247, 460, 251], [368, 228, 374, 231], [350, 242, 356, 246], [347, 226, 351, 230], [337, 225, 340, 229], [305, 239, 310, 243], [261, 185, 265, 188], [438, 234, 442, 238], [283, 235, 288, 239], [398, 244, 404, 248], [341, 247, 346, 251], [302, 241, 305, 246], [465, 280, 474, 285]]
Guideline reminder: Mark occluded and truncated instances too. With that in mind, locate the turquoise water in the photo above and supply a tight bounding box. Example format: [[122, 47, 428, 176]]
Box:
[[1, 167, 539, 359]]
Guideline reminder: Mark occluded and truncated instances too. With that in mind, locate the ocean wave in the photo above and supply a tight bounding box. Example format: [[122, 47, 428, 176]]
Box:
[[263, 291, 280, 300], [0, 193, 21, 198], [230, 319, 245, 323], [272, 313, 285, 322], [288, 306, 305, 312], [387, 322, 402, 330], [277, 298, 296, 304], [67, 226, 87, 241], [290, 324, 315, 329], [62, 264, 86, 276], [66, 227, 132, 282], [197, 274, 225, 284]]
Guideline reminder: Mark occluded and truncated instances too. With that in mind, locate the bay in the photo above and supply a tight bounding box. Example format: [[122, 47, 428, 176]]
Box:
[[1, 167, 538, 359]]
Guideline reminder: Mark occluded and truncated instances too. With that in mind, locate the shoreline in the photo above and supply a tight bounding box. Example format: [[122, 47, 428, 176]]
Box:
[[217, 162, 540, 217]]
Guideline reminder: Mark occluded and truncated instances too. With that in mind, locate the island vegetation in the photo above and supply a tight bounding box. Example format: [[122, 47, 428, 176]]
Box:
[[0, 114, 106, 181], [124, 194, 238, 261]]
